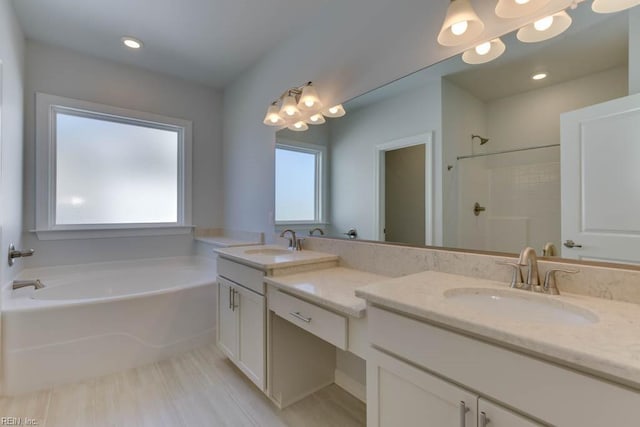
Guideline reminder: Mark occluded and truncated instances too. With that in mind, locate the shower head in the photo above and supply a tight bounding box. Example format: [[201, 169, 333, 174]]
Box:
[[472, 134, 489, 145]]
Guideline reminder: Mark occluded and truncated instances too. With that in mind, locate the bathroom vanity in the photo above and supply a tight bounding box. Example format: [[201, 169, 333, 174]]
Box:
[[215, 240, 640, 426], [357, 271, 640, 427]]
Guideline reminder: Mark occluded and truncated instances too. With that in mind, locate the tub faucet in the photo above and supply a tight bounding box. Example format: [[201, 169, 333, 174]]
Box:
[[280, 229, 302, 251], [517, 247, 540, 291], [12, 279, 45, 290]]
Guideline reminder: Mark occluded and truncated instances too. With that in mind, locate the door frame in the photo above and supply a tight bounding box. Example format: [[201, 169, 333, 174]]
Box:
[[374, 132, 434, 244]]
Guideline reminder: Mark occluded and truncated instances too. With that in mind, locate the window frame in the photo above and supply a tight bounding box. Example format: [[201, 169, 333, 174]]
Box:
[[275, 141, 327, 226], [35, 92, 193, 240]]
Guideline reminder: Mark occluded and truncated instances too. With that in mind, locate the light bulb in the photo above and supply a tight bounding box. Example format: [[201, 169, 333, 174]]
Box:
[[515, 0, 530, 4], [329, 107, 338, 114], [284, 106, 296, 116], [310, 114, 322, 122], [534, 16, 554, 31], [475, 42, 491, 56], [122, 37, 143, 49], [269, 115, 279, 124], [294, 122, 303, 129], [305, 99, 315, 108], [532, 72, 547, 80], [451, 20, 469, 36]]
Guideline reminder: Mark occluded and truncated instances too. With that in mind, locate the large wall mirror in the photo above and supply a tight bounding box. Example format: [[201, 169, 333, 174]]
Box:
[[276, 3, 640, 265]]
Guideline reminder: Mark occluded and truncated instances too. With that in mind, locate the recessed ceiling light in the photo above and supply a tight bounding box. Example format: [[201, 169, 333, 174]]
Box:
[[532, 72, 548, 81], [121, 37, 143, 49]]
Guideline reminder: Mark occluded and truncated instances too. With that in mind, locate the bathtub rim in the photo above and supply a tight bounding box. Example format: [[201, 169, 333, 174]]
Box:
[[2, 255, 217, 313]]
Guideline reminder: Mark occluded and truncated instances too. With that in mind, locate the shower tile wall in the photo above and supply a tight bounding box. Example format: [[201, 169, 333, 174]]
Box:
[[488, 162, 561, 253]]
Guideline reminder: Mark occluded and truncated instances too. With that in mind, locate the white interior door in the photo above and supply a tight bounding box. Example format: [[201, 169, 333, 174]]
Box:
[[561, 93, 640, 264]]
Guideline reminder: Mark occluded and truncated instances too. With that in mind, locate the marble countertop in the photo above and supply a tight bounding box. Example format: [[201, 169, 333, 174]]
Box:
[[265, 267, 389, 318], [356, 271, 640, 389], [215, 245, 339, 271]]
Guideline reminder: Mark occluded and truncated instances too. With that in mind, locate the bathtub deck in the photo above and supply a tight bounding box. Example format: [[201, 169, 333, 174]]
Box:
[[0, 343, 365, 426]]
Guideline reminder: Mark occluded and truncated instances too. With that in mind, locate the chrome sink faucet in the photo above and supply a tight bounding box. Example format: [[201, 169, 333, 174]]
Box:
[[280, 229, 303, 251], [518, 247, 541, 291], [12, 279, 45, 290]]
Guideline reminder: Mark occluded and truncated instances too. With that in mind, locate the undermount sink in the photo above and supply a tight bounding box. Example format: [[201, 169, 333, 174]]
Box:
[[244, 248, 292, 256], [444, 288, 598, 325]]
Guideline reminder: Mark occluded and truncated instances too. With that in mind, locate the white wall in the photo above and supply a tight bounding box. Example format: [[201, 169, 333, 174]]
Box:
[[22, 41, 223, 267], [0, 1, 25, 285], [328, 83, 442, 241]]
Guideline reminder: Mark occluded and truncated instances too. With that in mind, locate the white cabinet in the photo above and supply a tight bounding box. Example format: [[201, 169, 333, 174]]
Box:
[[368, 347, 476, 427], [216, 260, 266, 391], [368, 348, 541, 427], [478, 399, 541, 427], [367, 306, 638, 427]]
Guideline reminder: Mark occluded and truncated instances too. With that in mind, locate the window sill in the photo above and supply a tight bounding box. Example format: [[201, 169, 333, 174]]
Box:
[[31, 226, 194, 241]]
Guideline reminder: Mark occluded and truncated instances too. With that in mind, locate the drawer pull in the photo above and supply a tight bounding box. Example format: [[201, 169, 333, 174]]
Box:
[[459, 401, 469, 427], [480, 412, 490, 427], [289, 311, 312, 323]]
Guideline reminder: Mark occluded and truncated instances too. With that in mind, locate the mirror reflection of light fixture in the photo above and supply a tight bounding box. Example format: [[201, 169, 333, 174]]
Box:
[[517, 10, 572, 43], [495, 0, 552, 18], [437, 0, 485, 46], [592, 0, 640, 13], [322, 104, 346, 118], [462, 38, 506, 64], [532, 72, 548, 80], [263, 82, 345, 130]]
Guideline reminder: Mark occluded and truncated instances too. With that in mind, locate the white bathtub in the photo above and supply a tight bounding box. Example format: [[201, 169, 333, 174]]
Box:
[[1, 256, 217, 395]]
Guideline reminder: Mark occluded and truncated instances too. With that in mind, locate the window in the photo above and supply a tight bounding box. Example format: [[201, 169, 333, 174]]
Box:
[[275, 143, 325, 224], [35, 93, 192, 239]]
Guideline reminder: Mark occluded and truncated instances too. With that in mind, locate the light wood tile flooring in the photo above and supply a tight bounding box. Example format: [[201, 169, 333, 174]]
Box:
[[0, 344, 365, 426]]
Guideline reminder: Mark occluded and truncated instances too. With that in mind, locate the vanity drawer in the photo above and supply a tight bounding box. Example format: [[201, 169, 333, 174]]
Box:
[[268, 288, 348, 350], [218, 257, 265, 295]]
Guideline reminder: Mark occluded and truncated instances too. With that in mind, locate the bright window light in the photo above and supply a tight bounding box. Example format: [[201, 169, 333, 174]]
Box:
[[275, 145, 323, 223]]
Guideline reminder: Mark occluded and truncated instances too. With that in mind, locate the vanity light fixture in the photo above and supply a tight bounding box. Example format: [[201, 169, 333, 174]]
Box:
[[288, 121, 309, 132], [121, 36, 143, 49], [495, 0, 552, 18], [263, 82, 345, 130], [462, 38, 506, 64], [322, 104, 346, 118], [516, 10, 572, 43], [532, 72, 548, 80], [437, 0, 485, 47]]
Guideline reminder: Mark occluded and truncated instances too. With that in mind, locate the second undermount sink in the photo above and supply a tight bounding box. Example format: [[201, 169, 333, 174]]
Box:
[[244, 248, 293, 256], [444, 288, 598, 325]]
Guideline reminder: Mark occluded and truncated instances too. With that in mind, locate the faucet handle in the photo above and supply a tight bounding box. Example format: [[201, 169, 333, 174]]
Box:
[[543, 268, 578, 295], [496, 261, 525, 289]]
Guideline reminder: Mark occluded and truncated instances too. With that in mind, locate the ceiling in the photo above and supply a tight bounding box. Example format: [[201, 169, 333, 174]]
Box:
[[11, 0, 334, 88]]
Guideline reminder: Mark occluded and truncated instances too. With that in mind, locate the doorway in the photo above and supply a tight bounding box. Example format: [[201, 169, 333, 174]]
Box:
[[375, 132, 434, 245]]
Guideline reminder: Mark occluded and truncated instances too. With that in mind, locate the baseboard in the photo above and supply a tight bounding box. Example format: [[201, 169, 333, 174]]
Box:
[[334, 369, 366, 403]]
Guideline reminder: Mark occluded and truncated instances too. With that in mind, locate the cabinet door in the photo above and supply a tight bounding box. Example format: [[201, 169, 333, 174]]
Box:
[[236, 285, 266, 390], [368, 348, 477, 427], [217, 278, 238, 359], [478, 398, 542, 427]]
